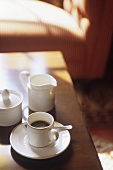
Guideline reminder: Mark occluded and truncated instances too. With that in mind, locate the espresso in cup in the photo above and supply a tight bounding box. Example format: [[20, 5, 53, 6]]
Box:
[[31, 120, 50, 128]]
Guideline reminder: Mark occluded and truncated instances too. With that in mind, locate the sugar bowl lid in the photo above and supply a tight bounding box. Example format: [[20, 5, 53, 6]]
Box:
[[0, 89, 23, 109]]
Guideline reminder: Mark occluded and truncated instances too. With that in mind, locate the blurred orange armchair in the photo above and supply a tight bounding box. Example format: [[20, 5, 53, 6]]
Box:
[[0, 0, 113, 79]]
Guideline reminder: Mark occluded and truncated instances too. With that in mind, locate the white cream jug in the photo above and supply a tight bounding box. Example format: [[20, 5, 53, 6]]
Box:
[[19, 71, 57, 112]]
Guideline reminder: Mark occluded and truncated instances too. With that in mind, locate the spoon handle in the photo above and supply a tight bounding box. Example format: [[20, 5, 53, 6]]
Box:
[[54, 125, 72, 130], [25, 124, 72, 130]]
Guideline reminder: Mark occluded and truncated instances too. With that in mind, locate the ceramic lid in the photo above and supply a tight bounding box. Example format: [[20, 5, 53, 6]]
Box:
[[0, 89, 23, 109]]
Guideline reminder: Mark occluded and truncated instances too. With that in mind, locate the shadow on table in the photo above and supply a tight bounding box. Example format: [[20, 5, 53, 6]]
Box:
[[0, 121, 22, 145], [11, 143, 73, 169]]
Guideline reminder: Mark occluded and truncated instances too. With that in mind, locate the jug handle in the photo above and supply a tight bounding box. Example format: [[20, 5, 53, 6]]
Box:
[[19, 70, 30, 92]]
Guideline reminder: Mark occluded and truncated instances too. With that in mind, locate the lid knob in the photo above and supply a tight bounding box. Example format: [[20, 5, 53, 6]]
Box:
[[1, 89, 10, 101]]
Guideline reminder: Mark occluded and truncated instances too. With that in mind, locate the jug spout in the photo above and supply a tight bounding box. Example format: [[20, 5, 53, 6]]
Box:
[[42, 84, 56, 90], [50, 78, 57, 87], [44, 76, 57, 89], [49, 75, 57, 87], [39, 78, 57, 90], [31, 74, 57, 89]]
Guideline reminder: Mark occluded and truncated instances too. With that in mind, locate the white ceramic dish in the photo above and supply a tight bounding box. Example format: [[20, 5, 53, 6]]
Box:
[[10, 121, 71, 159], [0, 89, 23, 126]]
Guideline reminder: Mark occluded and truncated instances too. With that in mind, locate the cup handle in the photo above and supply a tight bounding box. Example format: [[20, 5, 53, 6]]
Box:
[[49, 129, 59, 143], [19, 70, 30, 92]]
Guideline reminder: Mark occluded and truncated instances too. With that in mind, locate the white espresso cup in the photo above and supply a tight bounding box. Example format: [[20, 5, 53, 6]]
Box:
[[26, 112, 59, 147]]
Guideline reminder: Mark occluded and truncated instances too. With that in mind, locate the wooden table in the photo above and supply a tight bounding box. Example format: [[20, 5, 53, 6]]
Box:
[[0, 51, 103, 170]]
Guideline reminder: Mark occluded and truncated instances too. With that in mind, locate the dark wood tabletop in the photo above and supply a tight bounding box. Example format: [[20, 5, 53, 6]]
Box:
[[0, 51, 103, 170]]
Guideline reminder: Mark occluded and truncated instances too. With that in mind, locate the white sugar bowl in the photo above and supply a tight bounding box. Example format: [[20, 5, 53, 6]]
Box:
[[0, 89, 23, 126]]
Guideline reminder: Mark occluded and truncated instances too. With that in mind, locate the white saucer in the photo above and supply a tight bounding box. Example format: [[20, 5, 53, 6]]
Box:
[[10, 121, 71, 159]]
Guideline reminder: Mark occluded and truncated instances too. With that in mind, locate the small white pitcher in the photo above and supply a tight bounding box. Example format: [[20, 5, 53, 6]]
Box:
[[19, 71, 57, 112]]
